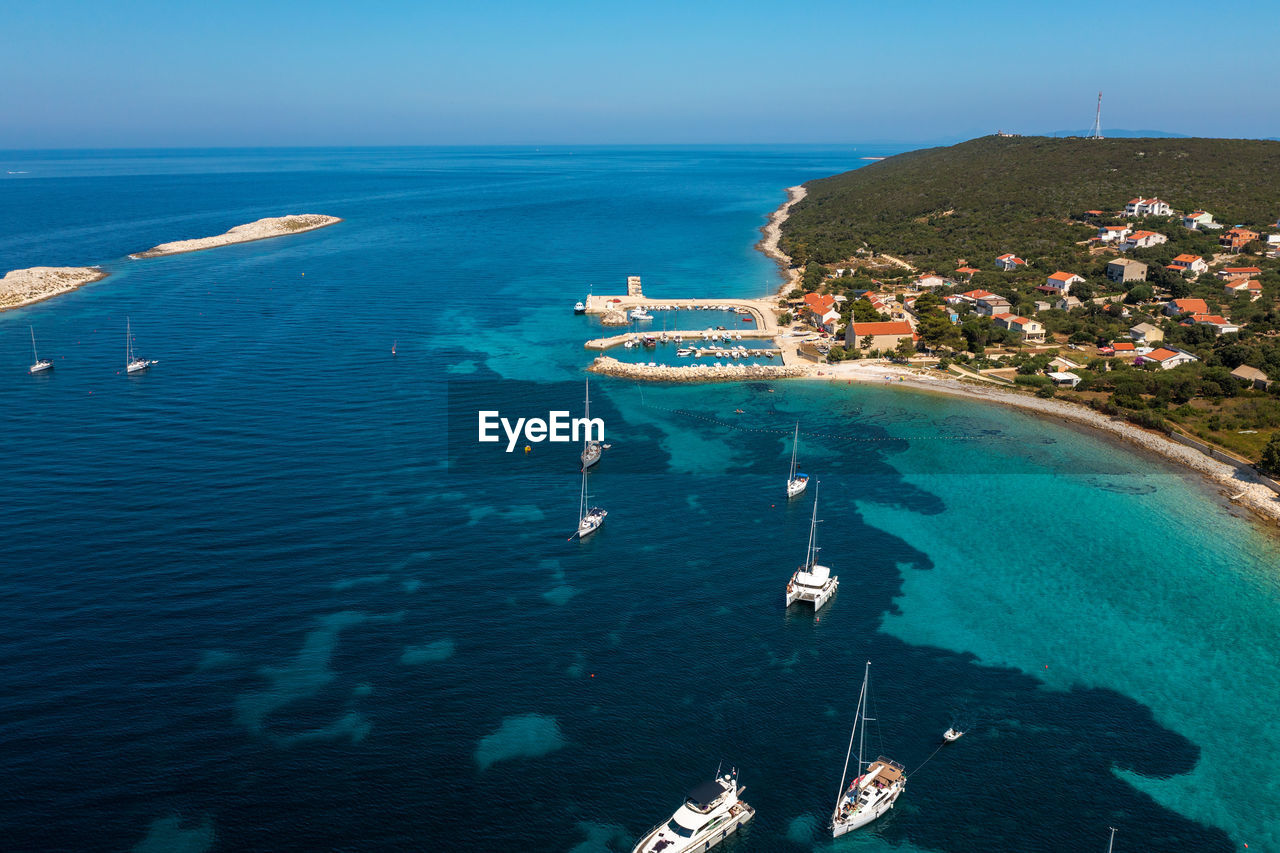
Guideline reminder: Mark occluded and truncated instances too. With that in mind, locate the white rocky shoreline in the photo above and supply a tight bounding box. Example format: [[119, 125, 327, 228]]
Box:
[[0, 266, 108, 312], [130, 214, 341, 259]]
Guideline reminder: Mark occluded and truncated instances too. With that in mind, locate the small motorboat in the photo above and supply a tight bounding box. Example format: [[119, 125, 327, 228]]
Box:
[[574, 300, 586, 314], [943, 728, 964, 743]]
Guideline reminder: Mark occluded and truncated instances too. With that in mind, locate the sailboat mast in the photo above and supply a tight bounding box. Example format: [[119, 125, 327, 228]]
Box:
[[30, 326, 38, 361], [583, 379, 591, 450], [805, 482, 820, 567], [835, 661, 871, 808], [1107, 827, 1116, 853], [858, 662, 868, 776], [789, 423, 799, 479]]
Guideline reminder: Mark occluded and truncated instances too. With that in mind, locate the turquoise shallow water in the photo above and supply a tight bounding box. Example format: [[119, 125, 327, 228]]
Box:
[[1, 147, 1276, 852]]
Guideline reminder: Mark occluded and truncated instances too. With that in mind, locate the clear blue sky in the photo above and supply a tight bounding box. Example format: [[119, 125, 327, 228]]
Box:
[[2, 0, 1275, 148]]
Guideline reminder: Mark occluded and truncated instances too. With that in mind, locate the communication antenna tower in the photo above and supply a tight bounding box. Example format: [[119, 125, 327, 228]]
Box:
[[1090, 92, 1104, 139]]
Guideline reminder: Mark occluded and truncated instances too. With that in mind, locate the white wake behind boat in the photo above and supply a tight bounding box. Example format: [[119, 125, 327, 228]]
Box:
[[632, 769, 754, 853], [125, 317, 157, 374], [831, 662, 906, 837], [786, 481, 838, 610], [786, 423, 809, 498], [28, 326, 53, 374]]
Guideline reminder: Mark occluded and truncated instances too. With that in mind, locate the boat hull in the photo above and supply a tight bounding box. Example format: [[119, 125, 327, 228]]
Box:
[[787, 477, 808, 498], [632, 802, 754, 853], [831, 787, 901, 837], [28, 361, 53, 374], [785, 573, 838, 610]]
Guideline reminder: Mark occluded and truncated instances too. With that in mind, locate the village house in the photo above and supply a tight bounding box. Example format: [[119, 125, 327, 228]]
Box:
[[994, 253, 1027, 271], [1220, 227, 1260, 251], [1056, 295, 1082, 311], [1183, 210, 1218, 230], [1125, 197, 1172, 217], [914, 273, 950, 289], [1119, 230, 1168, 251], [955, 266, 981, 279], [1041, 271, 1084, 295], [1138, 347, 1199, 370], [1110, 341, 1137, 356], [992, 313, 1045, 343], [1166, 254, 1208, 276], [1033, 300, 1052, 313], [845, 320, 916, 352], [1216, 266, 1262, 280], [1189, 314, 1240, 335], [1129, 322, 1164, 344], [974, 294, 1012, 316], [1048, 371, 1082, 388], [1106, 258, 1148, 283], [1165, 297, 1210, 316], [1231, 365, 1271, 390], [803, 292, 841, 333], [1224, 278, 1263, 300], [1097, 224, 1133, 243], [1048, 355, 1082, 373]]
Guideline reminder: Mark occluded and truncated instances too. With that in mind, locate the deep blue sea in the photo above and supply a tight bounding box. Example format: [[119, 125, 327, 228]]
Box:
[[2, 147, 1277, 853]]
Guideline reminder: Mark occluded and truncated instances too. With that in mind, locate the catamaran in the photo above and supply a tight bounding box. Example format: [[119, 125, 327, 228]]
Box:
[[786, 482, 838, 610], [631, 768, 754, 853], [125, 317, 157, 374], [28, 326, 53, 374], [573, 470, 606, 539], [580, 378, 609, 470], [831, 662, 906, 837], [786, 423, 809, 498]]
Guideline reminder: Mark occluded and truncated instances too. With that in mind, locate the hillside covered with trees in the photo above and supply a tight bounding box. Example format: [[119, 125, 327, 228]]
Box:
[[781, 135, 1280, 267]]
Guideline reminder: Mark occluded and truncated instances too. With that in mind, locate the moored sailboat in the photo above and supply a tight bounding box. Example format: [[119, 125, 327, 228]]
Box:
[[125, 317, 157, 374], [573, 469, 606, 539], [580, 378, 609, 470], [28, 326, 53, 374], [786, 423, 809, 498], [831, 662, 906, 837], [785, 482, 838, 610]]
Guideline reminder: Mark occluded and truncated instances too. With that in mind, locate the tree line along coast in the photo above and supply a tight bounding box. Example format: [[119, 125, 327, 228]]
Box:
[[777, 135, 1280, 472]]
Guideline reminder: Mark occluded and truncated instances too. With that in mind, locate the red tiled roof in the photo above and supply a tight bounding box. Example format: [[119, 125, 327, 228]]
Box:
[[1171, 298, 1209, 313], [1113, 341, 1136, 351], [1192, 314, 1230, 325], [1147, 348, 1180, 361], [1223, 266, 1262, 275], [1048, 271, 1079, 282], [851, 321, 913, 336], [962, 289, 996, 299]]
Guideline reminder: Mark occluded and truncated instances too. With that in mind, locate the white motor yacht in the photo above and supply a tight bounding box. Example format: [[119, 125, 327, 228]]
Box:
[[574, 300, 586, 314], [630, 307, 653, 321], [632, 769, 754, 853], [786, 482, 838, 610], [831, 663, 906, 837]]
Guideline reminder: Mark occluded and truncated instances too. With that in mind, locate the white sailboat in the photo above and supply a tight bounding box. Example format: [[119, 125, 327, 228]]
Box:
[[573, 469, 606, 539], [786, 423, 809, 498], [786, 482, 838, 610], [28, 326, 53, 374], [831, 662, 906, 837], [580, 378, 609, 470], [125, 317, 157, 374], [631, 768, 755, 853]]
